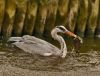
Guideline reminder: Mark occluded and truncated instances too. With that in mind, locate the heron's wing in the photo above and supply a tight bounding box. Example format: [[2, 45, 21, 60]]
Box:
[[22, 35, 60, 52], [13, 42, 49, 55], [13, 35, 61, 56]]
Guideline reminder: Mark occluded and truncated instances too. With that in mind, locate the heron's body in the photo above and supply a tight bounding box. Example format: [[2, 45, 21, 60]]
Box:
[[8, 26, 77, 58], [11, 35, 61, 56]]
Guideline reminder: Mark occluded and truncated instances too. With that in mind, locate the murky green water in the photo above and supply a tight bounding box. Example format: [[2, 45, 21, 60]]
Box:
[[0, 38, 100, 72]]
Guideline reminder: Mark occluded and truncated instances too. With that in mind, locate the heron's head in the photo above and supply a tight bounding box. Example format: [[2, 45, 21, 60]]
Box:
[[55, 25, 68, 33], [51, 25, 77, 38]]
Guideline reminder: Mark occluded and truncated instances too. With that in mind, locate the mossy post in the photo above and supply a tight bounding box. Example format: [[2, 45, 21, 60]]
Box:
[[2, 0, 16, 38], [44, 0, 59, 37], [86, 0, 99, 38], [23, 0, 38, 35], [95, 0, 100, 38], [34, 0, 48, 37], [0, 0, 5, 35], [13, 0, 27, 36], [67, 0, 79, 32], [55, 0, 69, 26], [75, 0, 88, 37]]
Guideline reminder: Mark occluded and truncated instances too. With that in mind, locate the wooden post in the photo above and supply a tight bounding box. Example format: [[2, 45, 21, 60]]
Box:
[[95, 0, 100, 38], [23, 0, 38, 35], [13, 0, 27, 36], [75, 0, 88, 37], [86, 0, 99, 38], [44, 0, 59, 37], [55, 0, 69, 26], [0, 0, 5, 35], [2, 0, 16, 38], [67, 0, 79, 32], [34, 0, 48, 37]]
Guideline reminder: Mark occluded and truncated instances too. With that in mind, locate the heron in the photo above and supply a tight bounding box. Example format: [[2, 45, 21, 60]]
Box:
[[8, 25, 82, 58]]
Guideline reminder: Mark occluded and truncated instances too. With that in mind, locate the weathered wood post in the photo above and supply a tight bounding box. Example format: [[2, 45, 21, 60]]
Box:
[[34, 0, 48, 37], [75, 0, 88, 37], [2, 0, 16, 38], [55, 0, 69, 26], [23, 0, 38, 35], [95, 0, 100, 38], [13, 0, 27, 36], [86, 0, 99, 38], [0, 0, 5, 35], [66, 0, 79, 32], [44, 0, 59, 37]]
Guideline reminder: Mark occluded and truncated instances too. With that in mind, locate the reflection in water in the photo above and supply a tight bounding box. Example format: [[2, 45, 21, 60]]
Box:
[[0, 38, 100, 72]]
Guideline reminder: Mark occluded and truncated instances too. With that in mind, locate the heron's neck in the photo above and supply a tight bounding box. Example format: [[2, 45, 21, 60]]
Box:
[[52, 33, 67, 58]]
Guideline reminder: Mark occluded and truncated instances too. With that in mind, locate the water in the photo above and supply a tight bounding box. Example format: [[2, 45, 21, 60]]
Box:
[[0, 38, 100, 73]]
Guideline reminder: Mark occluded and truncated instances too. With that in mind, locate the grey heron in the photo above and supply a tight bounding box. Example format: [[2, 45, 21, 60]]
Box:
[[8, 25, 82, 58]]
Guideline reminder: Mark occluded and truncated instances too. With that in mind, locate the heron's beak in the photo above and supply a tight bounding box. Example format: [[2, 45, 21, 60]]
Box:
[[65, 31, 77, 38]]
